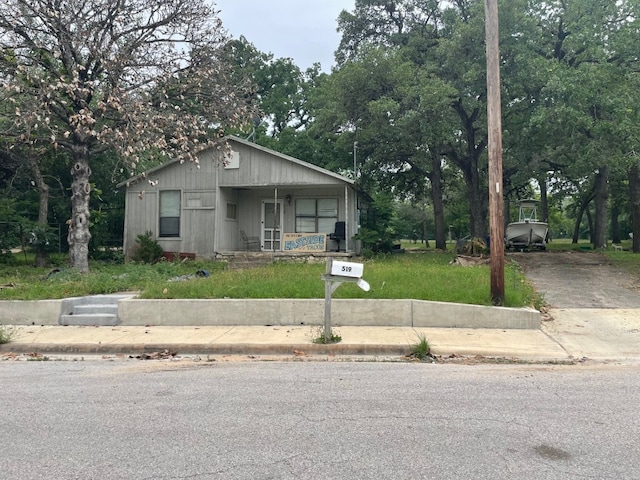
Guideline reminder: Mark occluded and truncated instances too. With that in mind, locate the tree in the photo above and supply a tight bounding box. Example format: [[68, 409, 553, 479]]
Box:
[[520, 0, 640, 248], [223, 36, 322, 139], [334, 0, 493, 239], [0, 0, 254, 272]]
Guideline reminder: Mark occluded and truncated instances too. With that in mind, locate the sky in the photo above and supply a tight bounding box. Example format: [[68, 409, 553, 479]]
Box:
[[214, 0, 355, 71]]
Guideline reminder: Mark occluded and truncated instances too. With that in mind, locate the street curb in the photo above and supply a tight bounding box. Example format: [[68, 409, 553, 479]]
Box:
[[0, 342, 412, 357]]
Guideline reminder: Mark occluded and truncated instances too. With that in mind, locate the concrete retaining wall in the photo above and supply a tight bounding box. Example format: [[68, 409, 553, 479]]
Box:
[[117, 298, 539, 329], [1, 298, 540, 330], [0, 300, 60, 326]]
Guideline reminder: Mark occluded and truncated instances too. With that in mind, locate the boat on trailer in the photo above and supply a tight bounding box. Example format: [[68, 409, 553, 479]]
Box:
[[505, 199, 548, 250]]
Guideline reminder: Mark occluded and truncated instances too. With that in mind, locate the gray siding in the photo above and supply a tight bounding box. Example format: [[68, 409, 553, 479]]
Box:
[[218, 142, 345, 187], [122, 137, 356, 257]]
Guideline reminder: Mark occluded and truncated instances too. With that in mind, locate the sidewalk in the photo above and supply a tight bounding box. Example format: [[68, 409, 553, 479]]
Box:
[[0, 322, 577, 361], [2, 308, 640, 363]]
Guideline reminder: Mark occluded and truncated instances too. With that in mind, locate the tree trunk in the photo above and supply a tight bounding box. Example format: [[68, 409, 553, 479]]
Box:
[[449, 101, 488, 239], [592, 166, 609, 249], [571, 188, 595, 244], [422, 214, 430, 248], [629, 160, 640, 253], [586, 209, 594, 244], [610, 203, 620, 244], [538, 177, 549, 222], [68, 146, 92, 273], [429, 153, 447, 250], [28, 155, 50, 268], [468, 182, 488, 238], [572, 201, 588, 243]]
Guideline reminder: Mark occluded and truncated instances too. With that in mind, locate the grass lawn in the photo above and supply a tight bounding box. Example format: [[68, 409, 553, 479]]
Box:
[[0, 250, 540, 308]]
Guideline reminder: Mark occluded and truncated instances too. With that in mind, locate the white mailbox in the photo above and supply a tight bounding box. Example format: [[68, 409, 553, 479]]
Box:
[[331, 261, 364, 278]]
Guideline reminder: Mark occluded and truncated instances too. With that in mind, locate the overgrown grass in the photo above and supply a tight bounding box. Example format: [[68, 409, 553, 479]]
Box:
[[0, 251, 536, 307], [140, 253, 535, 307], [0, 257, 226, 300]]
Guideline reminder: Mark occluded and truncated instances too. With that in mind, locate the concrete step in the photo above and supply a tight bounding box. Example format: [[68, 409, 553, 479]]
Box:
[[58, 293, 136, 326], [59, 313, 119, 326]]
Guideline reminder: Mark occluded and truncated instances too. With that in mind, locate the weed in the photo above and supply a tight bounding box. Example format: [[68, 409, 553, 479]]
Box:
[[311, 326, 342, 344], [0, 325, 16, 344], [26, 354, 49, 361], [409, 333, 431, 360]]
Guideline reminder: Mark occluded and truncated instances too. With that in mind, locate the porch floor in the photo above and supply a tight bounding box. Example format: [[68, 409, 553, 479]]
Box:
[[218, 250, 355, 258]]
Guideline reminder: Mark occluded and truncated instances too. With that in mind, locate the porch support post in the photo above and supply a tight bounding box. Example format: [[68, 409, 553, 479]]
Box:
[[345, 185, 349, 252], [214, 154, 220, 253], [274, 186, 278, 232]]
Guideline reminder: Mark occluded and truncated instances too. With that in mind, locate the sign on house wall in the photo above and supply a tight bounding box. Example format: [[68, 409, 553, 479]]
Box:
[[283, 233, 327, 252]]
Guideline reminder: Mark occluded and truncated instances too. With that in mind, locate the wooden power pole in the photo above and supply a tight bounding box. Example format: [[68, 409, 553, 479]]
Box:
[[484, 0, 505, 305]]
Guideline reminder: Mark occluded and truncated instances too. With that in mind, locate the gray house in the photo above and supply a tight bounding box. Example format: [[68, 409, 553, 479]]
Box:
[[118, 136, 358, 259]]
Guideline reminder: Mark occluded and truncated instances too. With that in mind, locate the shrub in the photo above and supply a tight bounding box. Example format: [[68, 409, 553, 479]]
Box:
[[0, 251, 17, 265], [131, 231, 163, 264]]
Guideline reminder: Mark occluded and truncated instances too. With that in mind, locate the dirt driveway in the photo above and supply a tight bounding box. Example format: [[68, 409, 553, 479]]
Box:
[[508, 251, 640, 308]]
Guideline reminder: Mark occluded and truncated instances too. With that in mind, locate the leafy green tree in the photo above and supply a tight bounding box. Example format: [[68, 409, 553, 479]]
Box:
[[392, 201, 431, 244], [223, 36, 321, 139], [333, 1, 493, 240], [520, 0, 640, 248], [357, 191, 397, 253]]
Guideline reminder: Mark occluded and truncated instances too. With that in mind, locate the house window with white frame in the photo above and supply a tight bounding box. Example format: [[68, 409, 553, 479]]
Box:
[[295, 198, 338, 233], [159, 190, 181, 237]]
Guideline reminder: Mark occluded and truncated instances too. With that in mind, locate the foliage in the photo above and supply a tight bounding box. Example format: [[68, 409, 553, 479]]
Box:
[[409, 333, 431, 361], [311, 327, 342, 344], [392, 202, 430, 243], [0, 0, 256, 272], [131, 231, 163, 264], [0, 200, 26, 252], [0, 324, 16, 344], [357, 192, 397, 254], [25, 223, 58, 256]]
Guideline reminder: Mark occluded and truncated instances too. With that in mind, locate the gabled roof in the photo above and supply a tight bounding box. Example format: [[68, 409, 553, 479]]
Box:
[[116, 135, 353, 188]]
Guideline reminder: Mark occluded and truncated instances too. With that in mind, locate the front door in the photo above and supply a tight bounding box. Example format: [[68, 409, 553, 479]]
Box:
[[261, 200, 283, 251]]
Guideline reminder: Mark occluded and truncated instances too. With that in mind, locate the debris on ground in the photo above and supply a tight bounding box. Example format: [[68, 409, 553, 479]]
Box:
[[167, 270, 210, 282], [449, 255, 490, 266], [130, 349, 178, 360]]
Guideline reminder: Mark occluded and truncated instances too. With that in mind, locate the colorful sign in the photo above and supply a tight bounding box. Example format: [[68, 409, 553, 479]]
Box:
[[283, 233, 327, 252]]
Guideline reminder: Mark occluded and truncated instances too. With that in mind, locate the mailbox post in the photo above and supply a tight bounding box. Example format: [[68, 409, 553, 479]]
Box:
[[321, 257, 370, 343]]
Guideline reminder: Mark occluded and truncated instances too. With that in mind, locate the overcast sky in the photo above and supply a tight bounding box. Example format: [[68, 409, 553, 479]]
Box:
[[214, 0, 355, 71]]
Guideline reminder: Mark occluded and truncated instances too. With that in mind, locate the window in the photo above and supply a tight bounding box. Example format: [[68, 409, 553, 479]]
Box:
[[295, 198, 338, 233], [159, 190, 180, 237], [226, 203, 237, 220], [224, 150, 240, 169]]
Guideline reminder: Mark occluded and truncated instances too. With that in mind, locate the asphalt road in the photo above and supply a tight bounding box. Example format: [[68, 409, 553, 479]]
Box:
[[1, 361, 639, 479]]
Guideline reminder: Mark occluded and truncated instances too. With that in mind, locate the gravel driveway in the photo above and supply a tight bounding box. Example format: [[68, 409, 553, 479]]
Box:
[[509, 251, 640, 308]]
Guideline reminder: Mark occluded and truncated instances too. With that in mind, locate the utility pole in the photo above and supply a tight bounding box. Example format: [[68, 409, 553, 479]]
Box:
[[353, 141, 359, 246], [484, 0, 505, 305]]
